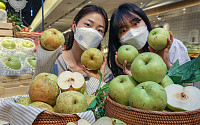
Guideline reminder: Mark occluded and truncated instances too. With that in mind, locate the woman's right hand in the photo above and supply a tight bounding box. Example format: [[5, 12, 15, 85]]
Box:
[[115, 52, 132, 76], [83, 54, 107, 81], [148, 31, 173, 70]]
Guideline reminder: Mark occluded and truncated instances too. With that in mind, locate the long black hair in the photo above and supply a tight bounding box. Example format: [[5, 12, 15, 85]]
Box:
[[64, 5, 108, 50], [107, 3, 152, 77]]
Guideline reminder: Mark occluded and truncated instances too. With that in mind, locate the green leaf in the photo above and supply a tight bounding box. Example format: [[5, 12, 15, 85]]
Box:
[[167, 55, 200, 84], [181, 55, 200, 81], [169, 75, 182, 84], [88, 98, 98, 109], [100, 94, 108, 97], [96, 95, 101, 100], [167, 59, 195, 77], [181, 69, 200, 83], [168, 60, 179, 73], [97, 70, 102, 91], [99, 82, 110, 91]]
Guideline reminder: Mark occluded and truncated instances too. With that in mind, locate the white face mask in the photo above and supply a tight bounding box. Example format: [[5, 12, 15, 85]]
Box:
[[120, 26, 149, 50], [74, 27, 103, 51]]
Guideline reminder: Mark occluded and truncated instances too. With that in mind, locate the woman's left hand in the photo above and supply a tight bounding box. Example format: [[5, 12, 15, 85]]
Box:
[[83, 53, 106, 81], [149, 31, 173, 70]]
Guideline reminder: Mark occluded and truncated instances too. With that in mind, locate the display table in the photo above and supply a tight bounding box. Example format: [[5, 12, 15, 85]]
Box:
[[0, 74, 33, 98]]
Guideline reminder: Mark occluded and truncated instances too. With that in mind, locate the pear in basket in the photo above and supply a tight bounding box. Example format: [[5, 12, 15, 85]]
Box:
[[129, 81, 167, 111], [84, 92, 96, 107], [57, 71, 86, 94], [17, 97, 31, 106], [28, 73, 59, 106], [40, 28, 65, 51], [29, 101, 54, 112], [55, 91, 88, 114]]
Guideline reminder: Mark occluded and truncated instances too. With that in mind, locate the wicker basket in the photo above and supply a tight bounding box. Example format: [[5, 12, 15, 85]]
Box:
[[105, 96, 200, 125], [32, 110, 80, 125], [13, 25, 41, 45]]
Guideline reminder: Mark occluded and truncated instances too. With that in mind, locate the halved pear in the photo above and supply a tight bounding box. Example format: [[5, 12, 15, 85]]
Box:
[[77, 119, 91, 125], [66, 119, 91, 125], [93, 117, 113, 125], [165, 84, 200, 111], [58, 71, 86, 93], [66, 122, 76, 125]]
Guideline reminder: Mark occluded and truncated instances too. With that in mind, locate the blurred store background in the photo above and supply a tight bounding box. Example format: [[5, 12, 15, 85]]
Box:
[[1, 0, 200, 58]]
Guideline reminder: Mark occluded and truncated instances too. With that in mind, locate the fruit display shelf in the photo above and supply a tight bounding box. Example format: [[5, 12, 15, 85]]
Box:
[[0, 23, 13, 37], [0, 37, 37, 76], [105, 96, 200, 125]]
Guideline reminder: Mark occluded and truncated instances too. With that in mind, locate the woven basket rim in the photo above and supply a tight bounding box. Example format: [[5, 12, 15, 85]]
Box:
[[40, 110, 80, 117], [106, 96, 200, 115]]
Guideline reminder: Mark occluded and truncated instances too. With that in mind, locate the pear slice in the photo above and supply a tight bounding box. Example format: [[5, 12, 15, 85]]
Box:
[[66, 122, 76, 125], [66, 119, 91, 125], [93, 117, 113, 125], [165, 84, 200, 111], [77, 119, 91, 125], [58, 71, 86, 93]]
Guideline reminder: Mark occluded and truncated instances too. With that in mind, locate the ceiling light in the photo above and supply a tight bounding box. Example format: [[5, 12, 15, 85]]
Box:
[[75, 8, 82, 11], [88, 0, 91, 3], [157, 17, 161, 20], [182, 8, 186, 11], [140, 3, 143, 5]]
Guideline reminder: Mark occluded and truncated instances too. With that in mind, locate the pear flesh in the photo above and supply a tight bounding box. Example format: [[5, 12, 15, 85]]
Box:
[[93, 117, 125, 125], [66, 119, 91, 125], [165, 84, 200, 111], [58, 71, 86, 93]]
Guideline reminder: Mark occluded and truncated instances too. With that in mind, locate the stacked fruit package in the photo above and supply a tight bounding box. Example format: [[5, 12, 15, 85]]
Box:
[[0, 37, 37, 76]]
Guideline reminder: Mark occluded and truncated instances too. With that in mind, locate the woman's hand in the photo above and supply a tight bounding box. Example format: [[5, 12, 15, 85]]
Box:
[[115, 52, 132, 76], [149, 31, 173, 70], [83, 54, 106, 81]]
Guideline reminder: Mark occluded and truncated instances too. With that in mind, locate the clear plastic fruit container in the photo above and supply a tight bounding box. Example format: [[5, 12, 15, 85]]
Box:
[[0, 37, 17, 53], [0, 55, 23, 76], [16, 38, 36, 53], [21, 56, 36, 74]]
